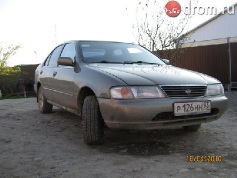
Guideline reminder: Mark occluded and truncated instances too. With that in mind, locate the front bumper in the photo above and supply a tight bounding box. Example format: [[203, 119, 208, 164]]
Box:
[[98, 95, 228, 130]]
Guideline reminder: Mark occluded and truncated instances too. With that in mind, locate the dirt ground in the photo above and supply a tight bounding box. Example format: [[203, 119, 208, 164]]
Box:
[[0, 92, 237, 178]]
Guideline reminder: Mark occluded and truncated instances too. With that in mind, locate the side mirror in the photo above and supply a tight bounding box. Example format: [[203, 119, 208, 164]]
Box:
[[162, 59, 170, 65], [57, 57, 74, 66]]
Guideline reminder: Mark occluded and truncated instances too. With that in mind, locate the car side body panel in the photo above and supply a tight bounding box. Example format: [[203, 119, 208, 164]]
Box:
[[51, 66, 78, 109]]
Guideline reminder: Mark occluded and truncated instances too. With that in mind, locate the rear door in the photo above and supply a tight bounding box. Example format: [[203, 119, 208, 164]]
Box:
[[39, 45, 64, 102]]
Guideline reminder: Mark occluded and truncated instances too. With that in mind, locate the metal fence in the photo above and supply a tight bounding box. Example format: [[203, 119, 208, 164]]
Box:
[[170, 37, 237, 90]]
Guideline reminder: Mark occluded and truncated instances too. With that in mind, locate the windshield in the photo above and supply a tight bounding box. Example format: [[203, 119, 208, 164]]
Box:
[[79, 41, 165, 65]]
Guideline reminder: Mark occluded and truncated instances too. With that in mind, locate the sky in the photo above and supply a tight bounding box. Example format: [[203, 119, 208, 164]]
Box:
[[0, 0, 236, 66]]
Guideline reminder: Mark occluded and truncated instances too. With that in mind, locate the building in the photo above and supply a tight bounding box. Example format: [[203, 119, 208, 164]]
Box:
[[180, 3, 237, 90]]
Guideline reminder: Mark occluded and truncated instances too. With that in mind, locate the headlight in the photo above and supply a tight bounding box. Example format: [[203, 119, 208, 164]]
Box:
[[206, 84, 224, 96], [110, 86, 166, 99]]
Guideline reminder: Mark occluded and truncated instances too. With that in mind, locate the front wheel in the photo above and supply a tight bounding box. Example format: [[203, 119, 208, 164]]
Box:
[[183, 124, 201, 131], [82, 96, 104, 145], [38, 86, 53, 114]]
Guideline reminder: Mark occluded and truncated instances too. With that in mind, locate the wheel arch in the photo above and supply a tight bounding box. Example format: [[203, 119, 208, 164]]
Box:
[[77, 86, 96, 115], [36, 82, 41, 102]]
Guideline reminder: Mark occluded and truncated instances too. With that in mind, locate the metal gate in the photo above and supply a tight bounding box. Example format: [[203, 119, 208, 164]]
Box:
[[177, 37, 237, 91]]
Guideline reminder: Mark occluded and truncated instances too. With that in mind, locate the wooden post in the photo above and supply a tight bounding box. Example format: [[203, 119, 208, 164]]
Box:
[[227, 37, 232, 92]]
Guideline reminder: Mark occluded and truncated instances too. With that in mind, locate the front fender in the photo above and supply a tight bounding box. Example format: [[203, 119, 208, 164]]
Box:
[[75, 65, 127, 98]]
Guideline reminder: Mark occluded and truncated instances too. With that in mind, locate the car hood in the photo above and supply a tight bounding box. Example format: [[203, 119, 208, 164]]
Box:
[[89, 64, 220, 85]]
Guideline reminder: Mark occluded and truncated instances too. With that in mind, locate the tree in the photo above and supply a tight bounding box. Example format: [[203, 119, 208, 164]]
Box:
[[0, 44, 21, 96], [0, 43, 20, 69], [131, 0, 198, 64]]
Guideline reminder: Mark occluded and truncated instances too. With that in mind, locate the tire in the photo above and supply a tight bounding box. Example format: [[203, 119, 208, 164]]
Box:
[[82, 96, 104, 145], [38, 86, 53, 114], [183, 124, 201, 131]]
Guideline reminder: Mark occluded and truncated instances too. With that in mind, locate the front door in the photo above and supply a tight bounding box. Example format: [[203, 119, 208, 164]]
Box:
[[52, 43, 78, 109]]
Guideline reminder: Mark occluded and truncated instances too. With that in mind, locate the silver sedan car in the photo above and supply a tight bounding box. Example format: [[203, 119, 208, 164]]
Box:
[[34, 40, 228, 145]]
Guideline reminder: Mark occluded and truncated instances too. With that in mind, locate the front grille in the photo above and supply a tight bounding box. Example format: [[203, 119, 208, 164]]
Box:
[[161, 85, 207, 98]]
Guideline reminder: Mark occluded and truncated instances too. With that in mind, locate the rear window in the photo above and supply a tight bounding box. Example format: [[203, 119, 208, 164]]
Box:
[[82, 48, 105, 58]]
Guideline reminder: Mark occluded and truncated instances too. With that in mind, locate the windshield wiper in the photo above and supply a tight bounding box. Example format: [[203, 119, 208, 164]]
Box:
[[97, 60, 161, 65], [98, 60, 121, 64], [123, 61, 160, 65]]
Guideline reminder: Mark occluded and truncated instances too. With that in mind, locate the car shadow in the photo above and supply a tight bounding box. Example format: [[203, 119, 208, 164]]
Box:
[[93, 128, 215, 157], [52, 108, 222, 157]]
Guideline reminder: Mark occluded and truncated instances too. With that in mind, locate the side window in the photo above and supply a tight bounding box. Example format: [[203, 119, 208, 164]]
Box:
[[48, 45, 64, 67], [43, 53, 52, 66], [60, 43, 76, 60]]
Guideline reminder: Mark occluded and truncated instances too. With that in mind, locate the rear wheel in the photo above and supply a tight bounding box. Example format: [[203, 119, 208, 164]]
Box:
[[82, 96, 104, 145], [38, 86, 53, 113], [183, 124, 201, 131]]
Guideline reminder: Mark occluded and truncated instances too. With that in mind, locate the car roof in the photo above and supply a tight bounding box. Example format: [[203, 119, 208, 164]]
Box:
[[61, 40, 136, 45]]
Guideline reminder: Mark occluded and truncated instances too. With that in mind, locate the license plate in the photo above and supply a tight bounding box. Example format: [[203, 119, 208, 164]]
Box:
[[174, 101, 211, 116]]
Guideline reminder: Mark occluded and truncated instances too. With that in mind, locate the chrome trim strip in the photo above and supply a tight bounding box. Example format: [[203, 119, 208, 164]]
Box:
[[43, 86, 74, 97], [159, 84, 207, 87]]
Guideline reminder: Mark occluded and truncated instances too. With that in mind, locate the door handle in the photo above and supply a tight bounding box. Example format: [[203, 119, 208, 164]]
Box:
[[53, 71, 57, 77], [40, 70, 43, 75]]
